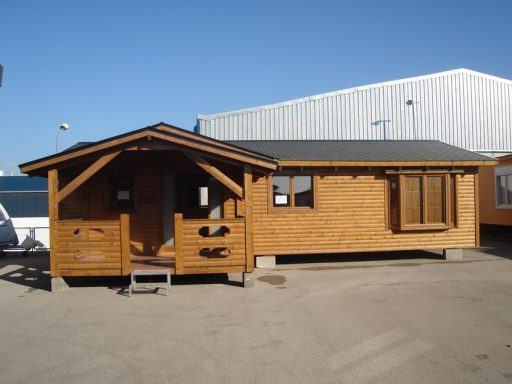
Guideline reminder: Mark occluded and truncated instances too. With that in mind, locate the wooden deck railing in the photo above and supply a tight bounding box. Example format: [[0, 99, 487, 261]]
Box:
[[174, 213, 246, 274], [54, 214, 130, 276]]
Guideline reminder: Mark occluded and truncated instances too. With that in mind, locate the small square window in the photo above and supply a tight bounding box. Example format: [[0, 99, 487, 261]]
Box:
[[270, 175, 314, 209], [109, 176, 134, 209]]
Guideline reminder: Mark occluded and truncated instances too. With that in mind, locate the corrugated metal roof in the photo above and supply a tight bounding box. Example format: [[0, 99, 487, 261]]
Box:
[[197, 69, 512, 153], [0, 176, 47, 192], [226, 140, 494, 162]]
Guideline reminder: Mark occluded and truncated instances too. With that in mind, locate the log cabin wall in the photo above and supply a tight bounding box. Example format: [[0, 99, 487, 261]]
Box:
[[58, 154, 162, 255], [252, 170, 477, 255]]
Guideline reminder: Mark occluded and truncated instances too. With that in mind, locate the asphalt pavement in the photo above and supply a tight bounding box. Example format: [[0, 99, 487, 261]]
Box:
[[0, 241, 511, 384]]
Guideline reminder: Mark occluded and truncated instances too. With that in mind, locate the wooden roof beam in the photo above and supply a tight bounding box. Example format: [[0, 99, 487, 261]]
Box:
[[57, 151, 121, 203], [184, 151, 244, 198]]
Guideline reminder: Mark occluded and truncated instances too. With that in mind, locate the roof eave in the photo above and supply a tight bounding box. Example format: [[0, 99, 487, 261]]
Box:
[[277, 160, 498, 167]]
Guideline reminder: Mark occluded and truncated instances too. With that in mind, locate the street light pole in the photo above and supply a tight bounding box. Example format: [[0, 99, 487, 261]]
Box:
[[406, 99, 417, 139]]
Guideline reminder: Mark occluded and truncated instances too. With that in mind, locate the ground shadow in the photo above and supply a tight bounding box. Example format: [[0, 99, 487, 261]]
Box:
[[66, 273, 242, 295], [0, 250, 51, 291], [0, 251, 243, 292], [2, 242, 509, 292], [478, 237, 512, 261], [171, 274, 243, 287], [276, 249, 444, 266]]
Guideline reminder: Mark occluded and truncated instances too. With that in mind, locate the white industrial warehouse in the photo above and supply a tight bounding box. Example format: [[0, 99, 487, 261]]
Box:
[[197, 68, 512, 157]]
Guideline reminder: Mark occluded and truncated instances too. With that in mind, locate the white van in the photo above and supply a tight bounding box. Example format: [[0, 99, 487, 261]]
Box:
[[0, 203, 19, 248]]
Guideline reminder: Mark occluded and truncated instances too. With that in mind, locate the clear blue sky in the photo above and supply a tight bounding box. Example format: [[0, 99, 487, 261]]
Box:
[[1, 0, 511, 173]]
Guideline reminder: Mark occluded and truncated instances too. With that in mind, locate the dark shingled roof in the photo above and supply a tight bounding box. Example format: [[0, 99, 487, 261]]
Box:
[[64, 142, 93, 152], [225, 140, 494, 162]]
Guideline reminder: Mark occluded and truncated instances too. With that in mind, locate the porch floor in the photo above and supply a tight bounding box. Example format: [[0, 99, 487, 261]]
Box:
[[130, 255, 176, 274]]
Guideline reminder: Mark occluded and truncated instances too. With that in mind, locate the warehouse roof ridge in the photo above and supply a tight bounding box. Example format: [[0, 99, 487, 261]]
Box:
[[198, 68, 512, 120]]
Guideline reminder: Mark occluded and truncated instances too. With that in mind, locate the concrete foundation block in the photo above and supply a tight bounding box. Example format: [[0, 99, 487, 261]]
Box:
[[51, 277, 69, 292], [256, 255, 276, 268], [243, 272, 254, 288], [443, 248, 463, 260]]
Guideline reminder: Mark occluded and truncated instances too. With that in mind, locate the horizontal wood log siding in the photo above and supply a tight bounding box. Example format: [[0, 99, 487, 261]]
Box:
[[177, 217, 246, 272], [59, 155, 162, 255], [55, 219, 126, 276], [252, 172, 477, 255]]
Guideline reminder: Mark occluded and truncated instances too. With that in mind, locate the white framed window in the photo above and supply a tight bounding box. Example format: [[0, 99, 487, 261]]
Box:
[[495, 165, 512, 208]]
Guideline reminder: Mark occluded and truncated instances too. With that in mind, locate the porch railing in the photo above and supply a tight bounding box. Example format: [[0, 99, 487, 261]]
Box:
[[54, 214, 130, 276], [174, 213, 246, 274]]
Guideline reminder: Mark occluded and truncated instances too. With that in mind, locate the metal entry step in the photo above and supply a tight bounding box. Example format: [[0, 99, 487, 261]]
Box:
[[129, 270, 171, 296]]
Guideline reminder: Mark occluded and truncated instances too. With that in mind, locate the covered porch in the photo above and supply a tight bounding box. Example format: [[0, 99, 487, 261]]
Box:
[[19, 123, 277, 281]]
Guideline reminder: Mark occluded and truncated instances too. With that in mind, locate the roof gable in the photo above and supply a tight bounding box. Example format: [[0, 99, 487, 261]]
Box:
[[19, 123, 278, 174]]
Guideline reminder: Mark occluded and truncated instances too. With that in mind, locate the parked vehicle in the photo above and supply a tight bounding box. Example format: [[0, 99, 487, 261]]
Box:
[[0, 202, 19, 251]]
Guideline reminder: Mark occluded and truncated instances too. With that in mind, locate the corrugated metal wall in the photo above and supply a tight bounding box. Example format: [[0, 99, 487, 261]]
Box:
[[0, 192, 48, 218], [197, 69, 512, 153]]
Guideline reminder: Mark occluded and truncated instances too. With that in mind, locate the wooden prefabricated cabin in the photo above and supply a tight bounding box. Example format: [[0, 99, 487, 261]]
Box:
[[19, 123, 496, 287]]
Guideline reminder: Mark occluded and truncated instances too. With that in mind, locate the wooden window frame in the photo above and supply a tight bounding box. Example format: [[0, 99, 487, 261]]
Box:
[[388, 172, 458, 231], [267, 174, 318, 213]]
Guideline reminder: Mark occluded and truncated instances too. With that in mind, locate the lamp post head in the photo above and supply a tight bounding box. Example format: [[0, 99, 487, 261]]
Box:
[[56, 123, 70, 153]]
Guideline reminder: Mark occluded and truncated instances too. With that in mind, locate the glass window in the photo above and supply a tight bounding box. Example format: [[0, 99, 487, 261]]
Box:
[[389, 176, 399, 228], [508, 176, 512, 204], [389, 173, 455, 230], [273, 176, 290, 207], [426, 176, 445, 224], [497, 175, 512, 206], [109, 176, 134, 209], [404, 176, 422, 225], [271, 175, 314, 209], [294, 176, 312, 207]]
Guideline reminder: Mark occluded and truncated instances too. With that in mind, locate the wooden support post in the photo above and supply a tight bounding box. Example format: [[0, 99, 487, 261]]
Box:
[[474, 172, 480, 248], [184, 151, 244, 198], [120, 214, 131, 275], [57, 151, 120, 203], [244, 165, 254, 272], [48, 169, 59, 276], [174, 213, 184, 274]]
